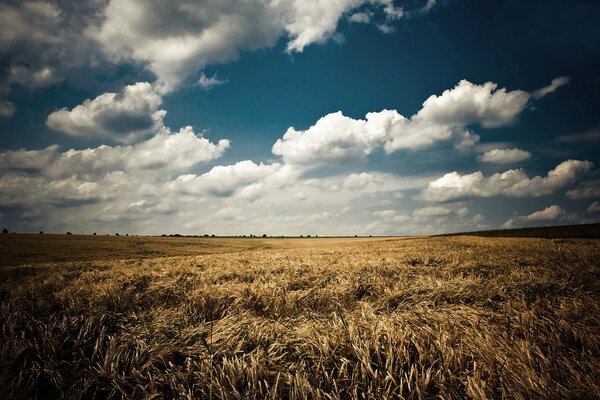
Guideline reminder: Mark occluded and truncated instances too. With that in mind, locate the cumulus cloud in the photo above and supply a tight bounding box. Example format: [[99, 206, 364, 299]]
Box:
[[272, 111, 392, 166], [1, 126, 228, 181], [478, 148, 531, 164], [566, 179, 600, 199], [272, 79, 553, 167], [532, 76, 570, 100], [89, 0, 411, 93], [414, 80, 529, 129], [170, 161, 292, 198], [421, 160, 593, 202], [46, 82, 165, 143], [503, 205, 571, 228], [0, 123, 233, 233]]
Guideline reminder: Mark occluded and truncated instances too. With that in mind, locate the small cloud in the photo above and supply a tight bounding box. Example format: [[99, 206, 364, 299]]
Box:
[[377, 24, 395, 34], [532, 76, 570, 100], [556, 127, 600, 143], [383, 3, 404, 20], [588, 201, 600, 213], [373, 209, 397, 218], [457, 207, 469, 218], [198, 72, 227, 90], [478, 147, 532, 164], [422, 0, 437, 13], [0, 100, 16, 118], [503, 205, 572, 228], [46, 82, 165, 143], [349, 12, 372, 24], [567, 179, 600, 199]]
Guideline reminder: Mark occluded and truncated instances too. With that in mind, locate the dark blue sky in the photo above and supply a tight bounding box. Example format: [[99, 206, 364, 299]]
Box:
[[0, 0, 599, 235]]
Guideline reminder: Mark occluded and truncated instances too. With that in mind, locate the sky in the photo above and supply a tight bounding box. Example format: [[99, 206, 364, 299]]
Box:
[[0, 0, 599, 236]]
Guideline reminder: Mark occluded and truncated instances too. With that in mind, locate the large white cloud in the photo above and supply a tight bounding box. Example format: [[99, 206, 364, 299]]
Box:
[[272, 110, 395, 165], [1, 126, 228, 181], [170, 161, 295, 198], [46, 82, 165, 143], [272, 79, 550, 167], [89, 0, 411, 93], [414, 80, 529, 129], [0, 124, 232, 232], [478, 147, 532, 164], [421, 160, 593, 202]]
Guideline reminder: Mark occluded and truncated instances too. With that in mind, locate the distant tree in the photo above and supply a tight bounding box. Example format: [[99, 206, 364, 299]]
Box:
[[203, 234, 209, 237], [262, 234, 267, 237], [93, 232, 97, 236], [39, 231, 44, 234], [211, 234, 215, 237], [115, 233, 120, 236], [126, 233, 129, 236], [2, 228, 8, 234], [66, 232, 72, 235]]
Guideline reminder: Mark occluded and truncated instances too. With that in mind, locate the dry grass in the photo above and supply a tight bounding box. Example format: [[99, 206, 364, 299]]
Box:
[[1, 236, 599, 399]]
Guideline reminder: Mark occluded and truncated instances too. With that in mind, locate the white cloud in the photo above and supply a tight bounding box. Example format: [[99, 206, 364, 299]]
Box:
[[0, 145, 60, 173], [198, 72, 227, 90], [503, 205, 570, 228], [170, 161, 295, 198], [349, 12, 372, 24], [532, 76, 570, 100], [413, 80, 529, 129], [272, 79, 544, 166], [272, 111, 391, 166], [125, 127, 230, 172], [46, 82, 165, 143], [0, 126, 228, 181], [588, 202, 600, 214], [421, 160, 593, 202], [89, 0, 410, 93], [478, 148, 531, 164], [567, 179, 600, 199]]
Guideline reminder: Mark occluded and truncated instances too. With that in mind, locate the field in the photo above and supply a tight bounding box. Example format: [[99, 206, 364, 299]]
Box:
[[1, 234, 599, 399]]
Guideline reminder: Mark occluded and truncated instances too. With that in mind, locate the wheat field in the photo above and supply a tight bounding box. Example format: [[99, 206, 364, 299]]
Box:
[[1, 235, 599, 399]]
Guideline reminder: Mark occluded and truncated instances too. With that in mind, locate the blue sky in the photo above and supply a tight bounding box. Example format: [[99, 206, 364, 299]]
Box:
[[0, 0, 599, 235]]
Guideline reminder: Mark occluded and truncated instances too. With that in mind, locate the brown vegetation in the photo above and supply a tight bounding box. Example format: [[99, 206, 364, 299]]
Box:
[[1, 236, 599, 399]]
